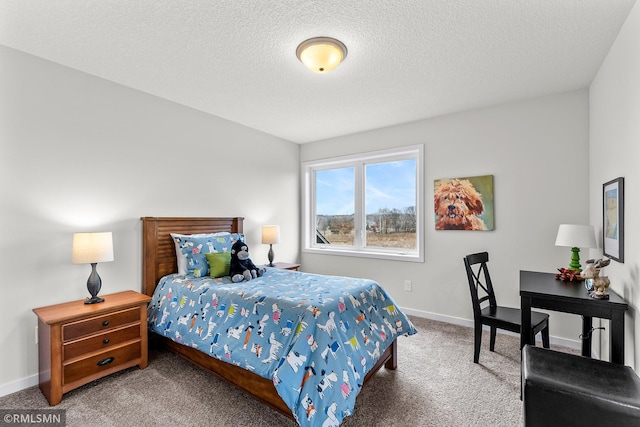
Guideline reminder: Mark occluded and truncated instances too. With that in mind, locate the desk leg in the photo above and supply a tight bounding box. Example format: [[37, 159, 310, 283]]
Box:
[[581, 316, 592, 358], [521, 296, 532, 349], [610, 310, 625, 364]]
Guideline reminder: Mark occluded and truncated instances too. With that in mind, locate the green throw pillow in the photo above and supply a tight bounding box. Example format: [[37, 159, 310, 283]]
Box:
[[205, 252, 231, 278]]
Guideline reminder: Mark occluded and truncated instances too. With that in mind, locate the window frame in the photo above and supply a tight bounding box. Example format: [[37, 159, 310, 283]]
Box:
[[302, 144, 424, 262]]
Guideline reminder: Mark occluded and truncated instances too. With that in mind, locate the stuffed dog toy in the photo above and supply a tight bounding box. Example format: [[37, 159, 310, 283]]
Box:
[[229, 240, 265, 282]]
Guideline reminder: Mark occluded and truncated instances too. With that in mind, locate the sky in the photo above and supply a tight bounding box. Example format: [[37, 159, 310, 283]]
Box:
[[315, 159, 416, 215]]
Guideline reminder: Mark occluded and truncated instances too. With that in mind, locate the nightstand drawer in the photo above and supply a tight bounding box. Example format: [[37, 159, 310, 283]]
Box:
[[63, 307, 140, 341], [63, 324, 141, 361], [63, 341, 141, 385]]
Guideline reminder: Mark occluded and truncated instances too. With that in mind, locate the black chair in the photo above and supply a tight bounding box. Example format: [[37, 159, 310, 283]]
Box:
[[464, 252, 550, 363]]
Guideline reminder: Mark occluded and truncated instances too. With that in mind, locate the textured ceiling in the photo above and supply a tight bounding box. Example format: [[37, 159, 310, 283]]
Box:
[[0, 1, 636, 143]]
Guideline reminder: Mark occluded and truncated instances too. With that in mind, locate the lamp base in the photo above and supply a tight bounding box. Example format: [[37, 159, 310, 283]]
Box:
[[568, 247, 582, 271], [84, 296, 105, 304], [85, 263, 105, 304], [267, 244, 275, 267]]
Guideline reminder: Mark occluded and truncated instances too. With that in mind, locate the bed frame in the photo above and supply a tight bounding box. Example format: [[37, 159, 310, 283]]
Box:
[[141, 216, 398, 419]]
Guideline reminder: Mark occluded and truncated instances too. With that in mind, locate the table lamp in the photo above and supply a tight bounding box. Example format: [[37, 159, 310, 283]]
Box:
[[72, 232, 114, 304], [555, 224, 596, 271], [261, 225, 280, 267]]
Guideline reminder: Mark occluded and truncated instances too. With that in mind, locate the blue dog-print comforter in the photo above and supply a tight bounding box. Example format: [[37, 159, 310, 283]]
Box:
[[147, 268, 417, 426]]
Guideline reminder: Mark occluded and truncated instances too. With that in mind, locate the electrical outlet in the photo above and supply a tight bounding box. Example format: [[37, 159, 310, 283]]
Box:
[[35, 325, 38, 345], [404, 280, 412, 292]]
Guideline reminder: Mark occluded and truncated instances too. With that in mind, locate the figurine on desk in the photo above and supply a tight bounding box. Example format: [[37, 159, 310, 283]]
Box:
[[580, 258, 611, 299]]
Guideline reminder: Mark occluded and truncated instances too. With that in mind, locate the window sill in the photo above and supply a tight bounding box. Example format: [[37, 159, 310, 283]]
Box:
[[303, 246, 423, 263]]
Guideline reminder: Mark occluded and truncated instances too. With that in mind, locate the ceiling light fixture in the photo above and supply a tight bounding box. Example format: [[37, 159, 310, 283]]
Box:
[[296, 37, 347, 73]]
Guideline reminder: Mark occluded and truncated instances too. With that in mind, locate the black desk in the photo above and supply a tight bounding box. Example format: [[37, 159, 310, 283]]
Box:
[[520, 270, 628, 364]]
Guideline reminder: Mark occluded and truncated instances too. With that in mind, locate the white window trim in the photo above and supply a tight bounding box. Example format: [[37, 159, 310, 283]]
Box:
[[302, 144, 424, 263]]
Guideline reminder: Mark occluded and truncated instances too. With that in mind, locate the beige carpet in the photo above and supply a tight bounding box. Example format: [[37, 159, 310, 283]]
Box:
[[0, 317, 566, 426]]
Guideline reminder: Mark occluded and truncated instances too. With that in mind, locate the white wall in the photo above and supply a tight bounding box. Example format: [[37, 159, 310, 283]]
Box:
[[301, 90, 591, 348], [590, 2, 640, 369], [0, 46, 300, 393]]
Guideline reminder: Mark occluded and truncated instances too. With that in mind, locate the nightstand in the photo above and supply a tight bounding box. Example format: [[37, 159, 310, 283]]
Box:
[[270, 262, 301, 271], [33, 290, 151, 405]]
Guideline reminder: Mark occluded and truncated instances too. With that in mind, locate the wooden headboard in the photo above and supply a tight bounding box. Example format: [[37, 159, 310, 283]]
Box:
[[141, 217, 244, 296]]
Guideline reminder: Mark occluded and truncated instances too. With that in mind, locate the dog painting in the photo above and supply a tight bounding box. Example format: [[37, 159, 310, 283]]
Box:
[[434, 175, 494, 231]]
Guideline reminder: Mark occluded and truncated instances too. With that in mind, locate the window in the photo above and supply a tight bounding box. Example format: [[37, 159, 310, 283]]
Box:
[[303, 145, 424, 262]]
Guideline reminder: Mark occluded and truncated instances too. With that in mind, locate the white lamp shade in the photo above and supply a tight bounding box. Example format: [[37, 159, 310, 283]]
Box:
[[555, 224, 597, 248], [72, 232, 114, 264], [262, 225, 281, 245]]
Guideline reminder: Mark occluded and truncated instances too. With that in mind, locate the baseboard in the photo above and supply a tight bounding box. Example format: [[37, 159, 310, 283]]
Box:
[[0, 373, 38, 399], [401, 307, 582, 351]]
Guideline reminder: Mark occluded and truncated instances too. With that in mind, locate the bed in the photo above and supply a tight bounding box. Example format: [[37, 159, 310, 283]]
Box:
[[141, 216, 417, 426]]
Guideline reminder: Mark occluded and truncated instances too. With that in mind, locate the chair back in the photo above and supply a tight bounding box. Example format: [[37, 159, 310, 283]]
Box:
[[464, 252, 498, 318]]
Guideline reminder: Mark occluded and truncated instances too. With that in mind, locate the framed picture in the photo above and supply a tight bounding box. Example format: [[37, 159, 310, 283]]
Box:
[[603, 177, 624, 262], [434, 174, 494, 231]]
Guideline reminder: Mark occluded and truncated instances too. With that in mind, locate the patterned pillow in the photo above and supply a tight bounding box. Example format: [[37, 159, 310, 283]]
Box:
[[171, 232, 243, 277]]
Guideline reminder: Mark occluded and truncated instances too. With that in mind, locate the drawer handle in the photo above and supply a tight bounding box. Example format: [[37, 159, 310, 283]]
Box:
[[102, 321, 110, 327], [97, 357, 114, 366], [103, 338, 110, 344]]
